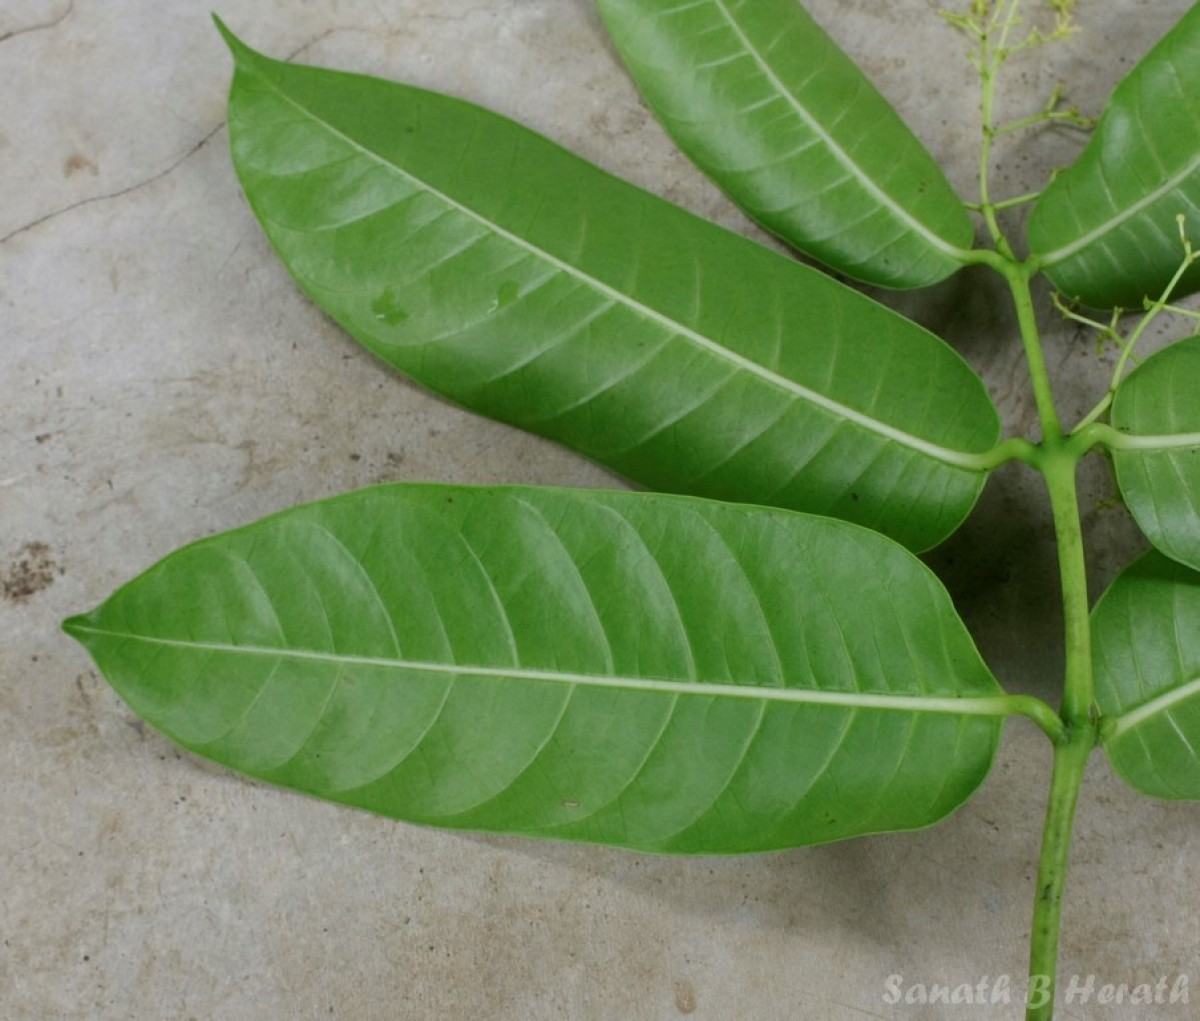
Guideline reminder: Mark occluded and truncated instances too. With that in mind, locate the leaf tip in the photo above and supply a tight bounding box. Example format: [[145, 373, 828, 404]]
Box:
[[212, 13, 251, 62], [61, 611, 95, 645]]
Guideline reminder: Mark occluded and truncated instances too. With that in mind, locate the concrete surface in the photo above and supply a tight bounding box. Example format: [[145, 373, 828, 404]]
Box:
[[3, 1, 1198, 1018]]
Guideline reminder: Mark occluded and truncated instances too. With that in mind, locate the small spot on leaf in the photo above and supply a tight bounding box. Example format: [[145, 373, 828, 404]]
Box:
[[496, 280, 520, 309], [371, 289, 409, 326]]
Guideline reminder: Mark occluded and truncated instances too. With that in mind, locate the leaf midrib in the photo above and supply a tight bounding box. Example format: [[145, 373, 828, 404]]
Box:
[[1037, 150, 1200, 267], [70, 623, 1009, 719], [246, 53, 989, 472], [709, 0, 971, 262], [1109, 429, 1200, 452], [1107, 674, 1200, 739]]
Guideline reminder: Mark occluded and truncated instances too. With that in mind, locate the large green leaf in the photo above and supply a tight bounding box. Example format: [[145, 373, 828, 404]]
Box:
[[64, 483, 1009, 854], [217, 22, 1000, 552], [1094, 550, 1200, 799], [596, 0, 975, 289], [1028, 6, 1200, 309], [1110, 335, 1200, 572]]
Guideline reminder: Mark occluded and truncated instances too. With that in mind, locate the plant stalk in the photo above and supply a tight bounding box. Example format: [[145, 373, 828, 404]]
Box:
[[972, 12, 1101, 1019], [1006, 266, 1063, 442], [1022, 441, 1097, 1021], [1025, 729, 1094, 1021], [977, 56, 1013, 259], [1000, 256, 1097, 1020], [1041, 450, 1093, 722]]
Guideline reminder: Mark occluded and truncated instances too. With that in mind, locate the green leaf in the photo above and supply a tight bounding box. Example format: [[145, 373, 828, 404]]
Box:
[[64, 483, 1008, 854], [1110, 335, 1200, 572], [596, 0, 975, 289], [1094, 550, 1200, 799], [216, 21, 1001, 552], [1028, 6, 1200, 309]]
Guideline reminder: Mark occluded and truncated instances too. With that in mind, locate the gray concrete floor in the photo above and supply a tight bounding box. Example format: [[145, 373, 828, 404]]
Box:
[[3, 1, 1198, 1018]]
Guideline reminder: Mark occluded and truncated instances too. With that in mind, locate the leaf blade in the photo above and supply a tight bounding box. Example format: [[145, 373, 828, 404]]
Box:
[[1028, 7, 1200, 308], [1093, 550, 1200, 799], [1111, 335, 1200, 571], [218, 23, 1000, 551], [66, 483, 1005, 853], [596, 0, 976, 288]]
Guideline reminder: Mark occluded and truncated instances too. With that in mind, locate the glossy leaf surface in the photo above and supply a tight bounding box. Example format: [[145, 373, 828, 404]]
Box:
[[596, 0, 975, 288], [1029, 6, 1200, 308], [1094, 551, 1200, 799], [218, 23, 1000, 552], [1111, 335, 1200, 572], [65, 484, 1006, 854]]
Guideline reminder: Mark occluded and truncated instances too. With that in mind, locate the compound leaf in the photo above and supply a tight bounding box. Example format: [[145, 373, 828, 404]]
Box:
[[1110, 335, 1200, 572], [65, 483, 1007, 854], [1094, 550, 1200, 799], [217, 22, 1000, 552], [597, 0, 975, 288], [1029, 6, 1200, 309]]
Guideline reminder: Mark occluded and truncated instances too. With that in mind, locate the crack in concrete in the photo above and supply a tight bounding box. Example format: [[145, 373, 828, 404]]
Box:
[[281, 12, 502, 61], [0, 0, 74, 46], [0, 122, 224, 246], [0, 12, 509, 247], [0, 21, 382, 248]]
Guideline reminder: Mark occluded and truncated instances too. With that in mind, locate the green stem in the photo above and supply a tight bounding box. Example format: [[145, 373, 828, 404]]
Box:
[[1007, 694, 1068, 744], [964, 190, 1043, 214], [1025, 729, 1094, 1021], [1019, 445, 1096, 1021], [1073, 215, 1198, 432], [991, 189, 1044, 211], [977, 66, 1012, 257], [958, 435, 1041, 471], [995, 250, 1096, 1021], [976, 10, 1005, 255], [964, 11, 1102, 1021], [993, 107, 1089, 138], [1041, 449, 1092, 721], [1007, 264, 1064, 441]]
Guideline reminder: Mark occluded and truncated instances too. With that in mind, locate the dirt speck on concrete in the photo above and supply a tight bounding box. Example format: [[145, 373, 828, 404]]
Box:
[[673, 979, 698, 1014], [2, 542, 61, 603]]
